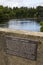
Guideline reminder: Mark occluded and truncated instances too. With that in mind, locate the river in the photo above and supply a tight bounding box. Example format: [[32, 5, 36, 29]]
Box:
[[0, 19, 40, 32]]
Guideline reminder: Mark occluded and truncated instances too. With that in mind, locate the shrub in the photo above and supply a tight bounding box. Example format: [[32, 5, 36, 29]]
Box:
[[40, 21, 43, 32]]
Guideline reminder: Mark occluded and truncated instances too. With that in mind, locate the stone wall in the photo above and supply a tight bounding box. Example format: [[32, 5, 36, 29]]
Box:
[[0, 28, 43, 65]]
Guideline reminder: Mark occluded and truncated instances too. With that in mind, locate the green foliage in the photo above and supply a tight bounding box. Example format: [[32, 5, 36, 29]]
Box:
[[0, 5, 43, 22], [40, 26, 43, 32], [40, 22, 43, 26], [40, 21, 43, 32]]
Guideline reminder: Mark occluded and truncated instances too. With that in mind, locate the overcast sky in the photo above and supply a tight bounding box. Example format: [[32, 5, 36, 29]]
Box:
[[0, 0, 43, 8]]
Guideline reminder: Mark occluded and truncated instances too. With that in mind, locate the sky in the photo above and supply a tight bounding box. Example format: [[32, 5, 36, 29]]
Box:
[[0, 0, 43, 8]]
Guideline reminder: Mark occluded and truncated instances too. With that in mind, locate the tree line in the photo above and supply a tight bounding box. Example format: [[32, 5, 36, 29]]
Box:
[[0, 5, 43, 22]]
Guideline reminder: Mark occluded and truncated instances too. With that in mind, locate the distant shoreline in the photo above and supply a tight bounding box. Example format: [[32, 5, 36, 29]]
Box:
[[0, 17, 43, 22], [9, 18, 43, 21]]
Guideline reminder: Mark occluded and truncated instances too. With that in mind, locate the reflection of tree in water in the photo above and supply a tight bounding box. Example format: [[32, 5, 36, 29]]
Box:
[[20, 21, 28, 24], [0, 21, 9, 28]]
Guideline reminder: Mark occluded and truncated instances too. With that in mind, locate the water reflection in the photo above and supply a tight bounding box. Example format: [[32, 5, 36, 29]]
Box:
[[0, 19, 40, 32]]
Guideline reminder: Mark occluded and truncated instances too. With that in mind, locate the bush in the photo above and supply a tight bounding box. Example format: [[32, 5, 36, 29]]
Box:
[[40, 26, 43, 32], [40, 21, 43, 32], [40, 21, 43, 26]]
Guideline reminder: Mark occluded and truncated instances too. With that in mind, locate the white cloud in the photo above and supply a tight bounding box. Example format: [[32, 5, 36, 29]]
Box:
[[0, 0, 43, 8]]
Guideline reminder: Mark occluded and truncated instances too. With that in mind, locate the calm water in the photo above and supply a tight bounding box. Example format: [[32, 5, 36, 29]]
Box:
[[0, 19, 40, 32]]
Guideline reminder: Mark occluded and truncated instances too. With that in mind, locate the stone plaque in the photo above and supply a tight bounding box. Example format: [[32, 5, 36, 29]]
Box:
[[5, 36, 38, 60]]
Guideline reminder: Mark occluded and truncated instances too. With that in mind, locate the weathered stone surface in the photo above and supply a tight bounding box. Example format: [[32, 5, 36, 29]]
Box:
[[4, 36, 38, 60], [0, 28, 43, 65]]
